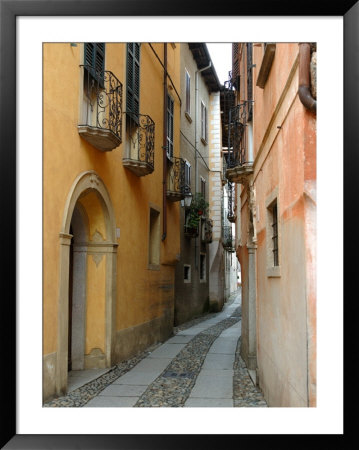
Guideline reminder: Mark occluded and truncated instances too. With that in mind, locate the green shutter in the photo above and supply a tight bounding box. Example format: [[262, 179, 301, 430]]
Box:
[[126, 43, 140, 117], [84, 43, 105, 85]]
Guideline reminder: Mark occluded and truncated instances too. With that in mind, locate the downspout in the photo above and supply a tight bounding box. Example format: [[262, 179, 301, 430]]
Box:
[[194, 61, 211, 267], [162, 43, 168, 241], [298, 43, 316, 114], [195, 61, 212, 193]]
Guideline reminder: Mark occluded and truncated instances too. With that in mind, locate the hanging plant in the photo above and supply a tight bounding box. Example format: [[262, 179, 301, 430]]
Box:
[[184, 193, 209, 237]]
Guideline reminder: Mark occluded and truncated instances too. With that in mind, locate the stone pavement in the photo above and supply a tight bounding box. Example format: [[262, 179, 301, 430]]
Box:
[[44, 290, 267, 408]]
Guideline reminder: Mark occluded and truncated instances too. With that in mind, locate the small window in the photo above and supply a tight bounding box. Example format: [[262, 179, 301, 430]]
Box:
[[184, 264, 191, 283], [167, 95, 174, 159], [200, 254, 206, 282], [200, 177, 206, 200], [149, 207, 160, 269], [185, 69, 191, 115], [271, 202, 279, 267], [201, 101, 208, 143], [184, 160, 191, 192], [266, 193, 280, 277]]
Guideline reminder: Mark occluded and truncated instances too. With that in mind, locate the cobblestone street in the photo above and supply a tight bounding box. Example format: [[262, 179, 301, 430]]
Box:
[[44, 290, 267, 408]]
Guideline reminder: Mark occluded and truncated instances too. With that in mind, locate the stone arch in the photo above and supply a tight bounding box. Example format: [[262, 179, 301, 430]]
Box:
[[56, 171, 118, 396]]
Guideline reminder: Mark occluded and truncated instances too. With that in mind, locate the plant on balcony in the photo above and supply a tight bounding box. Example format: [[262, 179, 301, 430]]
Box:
[[184, 193, 209, 238]]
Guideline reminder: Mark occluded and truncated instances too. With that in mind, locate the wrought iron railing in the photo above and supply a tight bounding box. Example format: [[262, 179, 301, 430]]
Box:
[[125, 112, 155, 170], [227, 102, 249, 169], [227, 181, 236, 222], [167, 157, 188, 200], [80, 65, 123, 142], [222, 225, 235, 252]]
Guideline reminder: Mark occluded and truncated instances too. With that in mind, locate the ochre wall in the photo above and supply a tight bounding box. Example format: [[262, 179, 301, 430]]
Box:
[[43, 43, 181, 396]]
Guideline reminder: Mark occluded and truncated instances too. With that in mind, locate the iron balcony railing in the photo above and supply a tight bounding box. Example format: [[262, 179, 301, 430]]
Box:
[[227, 181, 236, 223], [125, 112, 155, 171], [167, 157, 190, 201], [80, 65, 123, 143], [227, 101, 251, 169], [222, 225, 235, 252]]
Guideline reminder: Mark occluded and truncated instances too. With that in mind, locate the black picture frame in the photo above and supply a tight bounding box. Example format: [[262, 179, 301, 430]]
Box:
[[1, 0, 357, 448]]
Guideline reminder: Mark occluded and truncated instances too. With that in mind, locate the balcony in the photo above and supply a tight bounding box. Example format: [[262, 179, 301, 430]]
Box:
[[78, 65, 123, 152], [222, 225, 235, 252], [225, 102, 254, 183], [227, 182, 236, 223], [167, 157, 188, 202], [122, 112, 155, 176]]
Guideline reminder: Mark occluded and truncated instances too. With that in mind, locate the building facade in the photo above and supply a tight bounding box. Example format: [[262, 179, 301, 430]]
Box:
[[225, 43, 317, 406], [43, 42, 182, 402], [174, 44, 222, 325]]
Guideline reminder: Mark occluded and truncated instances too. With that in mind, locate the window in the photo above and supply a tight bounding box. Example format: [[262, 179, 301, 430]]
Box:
[[149, 207, 160, 269], [201, 101, 208, 143], [200, 177, 206, 200], [82, 43, 106, 129], [200, 254, 206, 282], [167, 95, 174, 159], [184, 264, 191, 283], [185, 69, 191, 116], [126, 43, 141, 117], [266, 190, 280, 277], [271, 202, 279, 266], [184, 160, 191, 192]]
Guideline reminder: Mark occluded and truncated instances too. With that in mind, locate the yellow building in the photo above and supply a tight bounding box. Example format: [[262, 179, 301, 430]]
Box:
[[43, 42, 182, 402]]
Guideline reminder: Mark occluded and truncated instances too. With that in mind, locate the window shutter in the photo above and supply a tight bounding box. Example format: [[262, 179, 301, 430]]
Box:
[[84, 43, 105, 85], [127, 43, 141, 117], [232, 43, 240, 91], [246, 43, 253, 121]]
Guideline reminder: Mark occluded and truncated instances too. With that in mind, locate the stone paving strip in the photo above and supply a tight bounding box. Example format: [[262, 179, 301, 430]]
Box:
[[233, 337, 267, 407], [134, 311, 241, 407], [43, 345, 161, 407], [43, 292, 267, 408]]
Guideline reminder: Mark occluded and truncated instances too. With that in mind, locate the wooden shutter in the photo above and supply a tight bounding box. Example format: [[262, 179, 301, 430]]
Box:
[[246, 43, 253, 121], [126, 43, 141, 117], [232, 43, 240, 90], [84, 43, 105, 85]]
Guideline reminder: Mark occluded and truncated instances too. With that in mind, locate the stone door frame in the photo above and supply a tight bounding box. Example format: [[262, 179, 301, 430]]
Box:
[[56, 171, 118, 396]]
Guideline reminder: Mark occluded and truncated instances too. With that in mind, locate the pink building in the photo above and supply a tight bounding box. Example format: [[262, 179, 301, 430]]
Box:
[[225, 43, 316, 406]]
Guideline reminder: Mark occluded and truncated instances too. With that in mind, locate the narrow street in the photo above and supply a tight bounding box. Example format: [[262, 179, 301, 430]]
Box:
[[44, 290, 266, 408]]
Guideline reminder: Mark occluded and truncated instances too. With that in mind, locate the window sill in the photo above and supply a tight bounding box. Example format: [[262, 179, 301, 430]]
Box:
[[185, 112, 192, 123], [148, 264, 160, 271], [200, 279, 207, 283], [267, 266, 281, 278]]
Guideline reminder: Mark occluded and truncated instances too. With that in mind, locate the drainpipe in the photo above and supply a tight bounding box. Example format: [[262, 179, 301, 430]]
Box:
[[162, 43, 168, 241], [298, 43, 316, 114], [195, 61, 212, 193], [194, 61, 211, 268]]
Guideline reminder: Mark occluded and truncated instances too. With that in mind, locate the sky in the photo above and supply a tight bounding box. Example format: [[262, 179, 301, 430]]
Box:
[[206, 43, 232, 86]]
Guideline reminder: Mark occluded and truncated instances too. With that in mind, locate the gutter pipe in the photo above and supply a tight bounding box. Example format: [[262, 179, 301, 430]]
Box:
[[298, 43, 316, 114], [194, 60, 211, 268], [162, 43, 168, 241]]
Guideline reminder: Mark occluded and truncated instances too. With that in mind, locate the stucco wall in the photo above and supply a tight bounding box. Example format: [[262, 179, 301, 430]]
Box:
[[174, 44, 213, 325], [43, 42, 181, 400], [235, 42, 316, 406]]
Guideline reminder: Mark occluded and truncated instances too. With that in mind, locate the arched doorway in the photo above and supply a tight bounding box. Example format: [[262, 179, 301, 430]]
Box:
[[56, 171, 118, 396]]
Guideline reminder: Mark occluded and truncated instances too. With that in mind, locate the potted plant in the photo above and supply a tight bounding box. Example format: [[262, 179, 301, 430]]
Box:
[[184, 193, 209, 238]]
